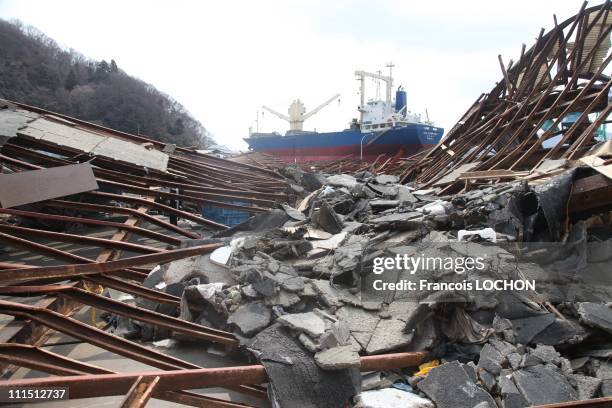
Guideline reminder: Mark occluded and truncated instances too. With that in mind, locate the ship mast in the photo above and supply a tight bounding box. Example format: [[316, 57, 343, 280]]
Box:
[[354, 65, 394, 123]]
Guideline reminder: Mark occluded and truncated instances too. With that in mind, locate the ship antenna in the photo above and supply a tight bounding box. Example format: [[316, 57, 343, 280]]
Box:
[[386, 62, 395, 81]]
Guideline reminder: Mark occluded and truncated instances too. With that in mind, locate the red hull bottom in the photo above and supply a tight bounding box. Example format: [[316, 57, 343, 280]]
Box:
[[257, 144, 435, 163]]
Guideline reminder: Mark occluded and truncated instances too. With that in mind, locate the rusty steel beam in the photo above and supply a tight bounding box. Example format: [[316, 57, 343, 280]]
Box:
[[0, 223, 162, 254], [119, 376, 160, 408], [0, 207, 183, 245], [4, 99, 284, 187], [0, 299, 201, 370], [0, 242, 223, 284], [86, 191, 241, 225], [0, 342, 110, 376], [0, 151, 231, 230], [0, 344, 253, 407], [0, 231, 94, 264], [0, 231, 152, 283], [0, 285, 237, 346], [178, 151, 286, 180], [47, 200, 200, 239], [85, 275, 181, 306], [0, 299, 265, 400], [0, 352, 426, 399], [97, 179, 272, 213], [533, 397, 612, 408]]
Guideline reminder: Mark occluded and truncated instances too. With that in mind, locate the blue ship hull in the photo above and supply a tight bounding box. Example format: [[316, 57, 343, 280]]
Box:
[[244, 123, 443, 162]]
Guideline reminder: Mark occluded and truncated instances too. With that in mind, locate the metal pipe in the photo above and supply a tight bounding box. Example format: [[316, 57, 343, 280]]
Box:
[[0, 352, 426, 398]]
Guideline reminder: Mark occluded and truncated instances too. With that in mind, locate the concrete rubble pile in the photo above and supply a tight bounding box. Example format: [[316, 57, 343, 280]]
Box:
[[1, 3, 611, 406], [132, 160, 612, 408]]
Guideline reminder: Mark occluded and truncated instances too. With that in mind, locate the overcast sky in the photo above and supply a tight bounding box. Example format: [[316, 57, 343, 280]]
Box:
[[0, 0, 591, 150]]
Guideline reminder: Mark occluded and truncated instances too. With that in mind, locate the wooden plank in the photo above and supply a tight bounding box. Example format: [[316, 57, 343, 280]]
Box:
[[569, 173, 612, 212], [458, 170, 530, 180]]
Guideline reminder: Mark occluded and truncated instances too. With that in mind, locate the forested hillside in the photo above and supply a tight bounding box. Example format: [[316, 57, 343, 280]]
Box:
[[0, 19, 213, 147]]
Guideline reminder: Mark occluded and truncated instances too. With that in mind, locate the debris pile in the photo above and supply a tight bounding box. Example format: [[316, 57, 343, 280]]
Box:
[[149, 160, 612, 407], [401, 2, 612, 195], [0, 2, 611, 407]]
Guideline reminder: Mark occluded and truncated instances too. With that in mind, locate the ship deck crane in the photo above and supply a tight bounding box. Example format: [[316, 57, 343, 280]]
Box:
[[355, 65, 394, 123], [263, 93, 340, 132]]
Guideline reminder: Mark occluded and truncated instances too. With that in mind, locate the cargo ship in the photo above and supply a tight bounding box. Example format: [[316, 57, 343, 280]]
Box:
[[244, 65, 444, 163]]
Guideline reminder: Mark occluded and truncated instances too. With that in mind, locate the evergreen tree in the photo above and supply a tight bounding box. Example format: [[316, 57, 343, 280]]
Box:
[[94, 60, 110, 82], [64, 68, 77, 90]]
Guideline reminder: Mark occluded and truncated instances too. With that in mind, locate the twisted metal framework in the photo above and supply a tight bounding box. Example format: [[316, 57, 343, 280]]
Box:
[[401, 1, 612, 193]]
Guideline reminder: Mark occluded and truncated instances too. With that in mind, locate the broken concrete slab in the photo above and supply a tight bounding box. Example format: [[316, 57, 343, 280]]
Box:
[[374, 174, 399, 185], [417, 361, 497, 408], [311, 201, 344, 234], [326, 174, 358, 189], [530, 344, 561, 364], [319, 320, 351, 349], [314, 345, 360, 370], [478, 368, 496, 392], [277, 311, 326, 338], [299, 333, 321, 353], [310, 279, 343, 308], [513, 364, 577, 406], [397, 185, 419, 204], [477, 343, 504, 375], [367, 183, 398, 197], [282, 204, 306, 221], [489, 338, 517, 358], [366, 318, 413, 354], [335, 305, 380, 349], [227, 301, 271, 337], [577, 302, 612, 334], [498, 375, 527, 408], [508, 353, 522, 370], [248, 271, 277, 297], [249, 324, 359, 408], [594, 360, 612, 397], [511, 313, 556, 344], [569, 374, 602, 400], [530, 317, 588, 346], [264, 290, 301, 308]]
